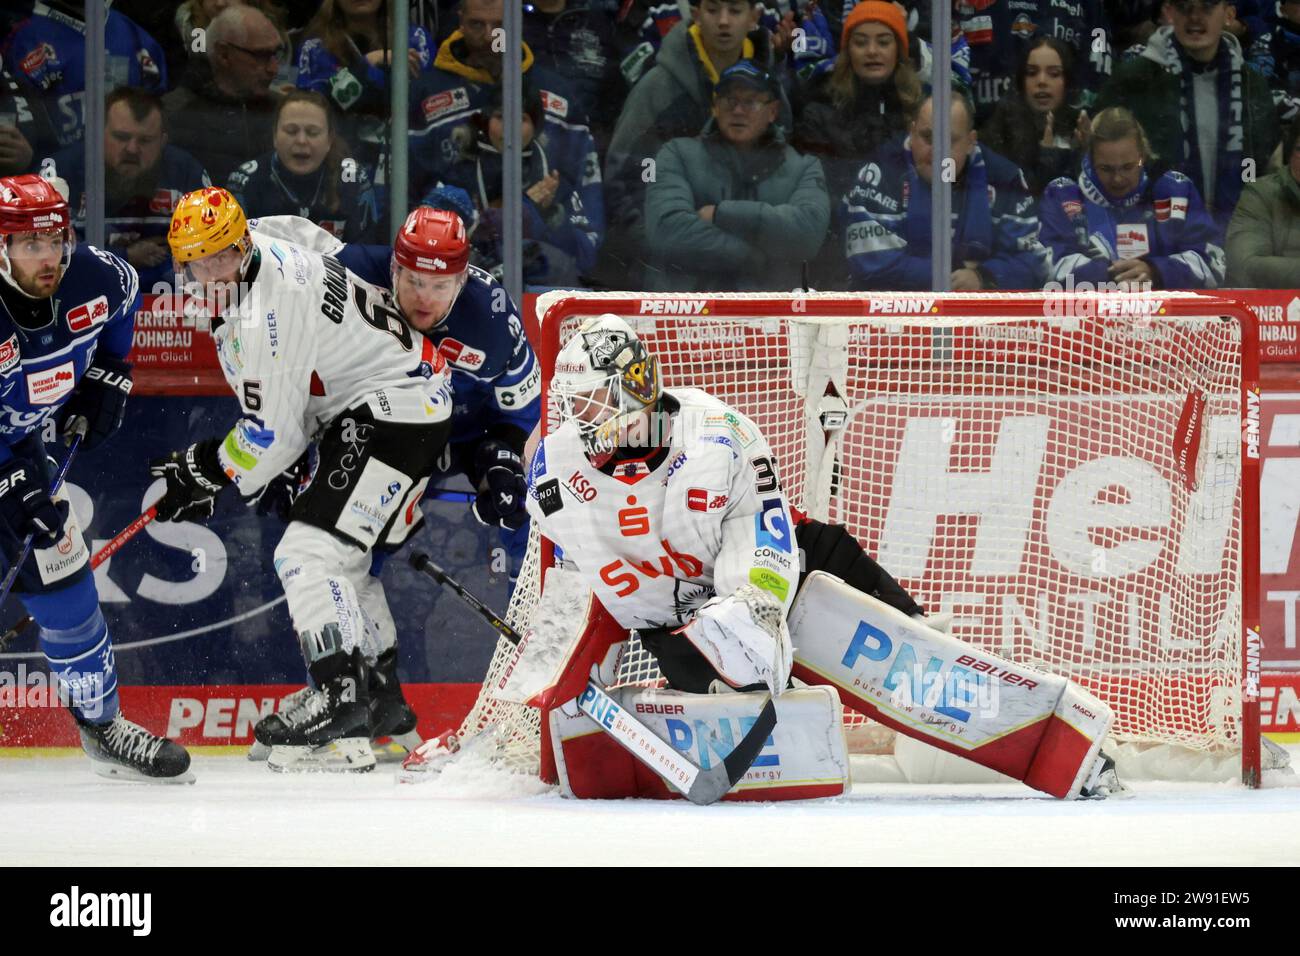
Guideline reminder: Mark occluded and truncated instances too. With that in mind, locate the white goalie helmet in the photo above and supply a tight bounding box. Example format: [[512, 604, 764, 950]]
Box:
[[552, 314, 662, 466]]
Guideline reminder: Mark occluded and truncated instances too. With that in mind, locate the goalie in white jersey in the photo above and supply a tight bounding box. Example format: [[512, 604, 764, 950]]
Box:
[[529, 314, 799, 695], [152, 187, 453, 772]]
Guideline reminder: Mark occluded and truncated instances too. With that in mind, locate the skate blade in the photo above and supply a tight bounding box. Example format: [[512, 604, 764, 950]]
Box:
[[87, 757, 196, 785], [247, 740, 270, 761], [267, 739, 376, 773], [371, 729, 423, 763]]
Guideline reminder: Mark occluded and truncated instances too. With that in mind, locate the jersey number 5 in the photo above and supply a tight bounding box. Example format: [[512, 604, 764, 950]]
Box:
[[353, 285, 414, 351]]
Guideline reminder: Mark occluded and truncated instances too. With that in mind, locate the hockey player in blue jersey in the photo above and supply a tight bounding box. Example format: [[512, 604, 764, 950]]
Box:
[[0, 173, 190, 781]]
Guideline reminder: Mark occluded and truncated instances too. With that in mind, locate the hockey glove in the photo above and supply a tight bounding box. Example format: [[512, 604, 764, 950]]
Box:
[[58, 354, 133, 450], [0, 456, 68, 548], [149, 440, 231, 522], [471, 440, 528, 532], [244, 447, 315, 522]]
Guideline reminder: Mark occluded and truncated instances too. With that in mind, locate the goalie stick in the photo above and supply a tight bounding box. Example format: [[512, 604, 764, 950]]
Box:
[[409, 552, 778, 805], [0, 502, 157, 651]]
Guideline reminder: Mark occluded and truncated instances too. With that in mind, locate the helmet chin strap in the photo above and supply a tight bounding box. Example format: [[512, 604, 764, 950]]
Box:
[[0, 234, 71, 300]]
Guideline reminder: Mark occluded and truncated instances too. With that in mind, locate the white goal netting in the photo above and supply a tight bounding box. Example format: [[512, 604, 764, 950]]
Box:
[[458, 292, 1257, 781]]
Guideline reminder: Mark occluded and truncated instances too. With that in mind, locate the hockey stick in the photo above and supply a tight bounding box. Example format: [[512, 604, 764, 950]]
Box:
[[0, 502, 158, 651], [0, 435, 82, 629], [409, 551, 778, 805]]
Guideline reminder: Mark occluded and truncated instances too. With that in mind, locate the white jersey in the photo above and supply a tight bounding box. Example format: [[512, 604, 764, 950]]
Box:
[[212, 232, 452, 494], [525, 388, 799, 631]]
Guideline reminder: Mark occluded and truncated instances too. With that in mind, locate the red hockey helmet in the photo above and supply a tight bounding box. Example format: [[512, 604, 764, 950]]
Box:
[[0, 173, 75, 297], [392, 207, 469, 276]]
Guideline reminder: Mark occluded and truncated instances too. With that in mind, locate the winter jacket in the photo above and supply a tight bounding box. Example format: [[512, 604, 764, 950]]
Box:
[[227, 151, 382, 244], [1225, 167, 1300, 287], [644, 122, 830, 292], [434, 117, 605, 287], [792, 70, 912, 205], [602, 20, 792, 281], [957, 0, 1113, 122], [1094, 27, 1278, 236], [408, 30, 580, 178], [1039, 159, 1225, 288], [842, 135, 1050, 290], [162, 66, 279, 185]]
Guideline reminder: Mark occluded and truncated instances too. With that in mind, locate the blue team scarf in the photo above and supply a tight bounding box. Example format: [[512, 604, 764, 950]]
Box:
[[903, 142, 993, 261], [1143, 26, 1246, 220], [1077, 152, 1150, 258]]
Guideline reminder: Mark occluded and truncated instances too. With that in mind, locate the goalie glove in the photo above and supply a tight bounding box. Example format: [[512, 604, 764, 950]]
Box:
[[149, 439, 231, 522], [58, 354, 133, 450], [471, 440, 527, 531], [676, 584, 793, 695]]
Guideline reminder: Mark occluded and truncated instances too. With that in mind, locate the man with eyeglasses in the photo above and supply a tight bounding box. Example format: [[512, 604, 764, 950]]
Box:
[[162, 5, 285, 184], [1095, 0, 1278, 240], [844, 89, 1049, 291], [643, 60, 827, 291]]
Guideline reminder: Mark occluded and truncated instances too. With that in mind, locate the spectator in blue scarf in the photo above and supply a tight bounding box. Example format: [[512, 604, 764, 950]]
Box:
[[1039, 107, 1224, 290]]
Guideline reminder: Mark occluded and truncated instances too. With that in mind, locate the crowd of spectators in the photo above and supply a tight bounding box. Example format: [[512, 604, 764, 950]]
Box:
[[3, 0, 1300, 293]]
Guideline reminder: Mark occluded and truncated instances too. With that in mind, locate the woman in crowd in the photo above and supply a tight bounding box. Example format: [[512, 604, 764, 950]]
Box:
[[980, 36, 1089, 198], [793, 1, 921, 204], [227, 89, 381, 241], [1038, 107, 1224, 290]]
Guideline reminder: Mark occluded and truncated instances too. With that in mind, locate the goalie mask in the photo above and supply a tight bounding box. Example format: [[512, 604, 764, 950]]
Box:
[[552, 314, 662, 467]]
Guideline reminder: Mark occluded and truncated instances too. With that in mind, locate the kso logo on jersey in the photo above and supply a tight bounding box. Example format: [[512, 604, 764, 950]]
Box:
[[755, 498, 791, 552]]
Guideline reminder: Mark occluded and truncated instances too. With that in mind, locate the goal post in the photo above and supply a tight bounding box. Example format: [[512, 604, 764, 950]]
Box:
[[466, 291, 1262, 787]]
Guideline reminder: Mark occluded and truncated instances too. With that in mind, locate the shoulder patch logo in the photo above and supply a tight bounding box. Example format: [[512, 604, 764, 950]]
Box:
[[0, 335, 19, 375], [67, 295, 109, 333]]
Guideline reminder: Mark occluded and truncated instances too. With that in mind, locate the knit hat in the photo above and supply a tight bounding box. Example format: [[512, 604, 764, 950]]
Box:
[[841, 1, 909, 59]]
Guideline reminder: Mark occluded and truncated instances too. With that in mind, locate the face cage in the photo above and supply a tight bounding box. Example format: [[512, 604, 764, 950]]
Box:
[[0, 228, 76, 297], [552, 369, 629, 461]]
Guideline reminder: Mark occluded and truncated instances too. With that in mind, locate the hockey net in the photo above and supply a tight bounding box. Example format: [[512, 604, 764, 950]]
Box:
[[460, 291, 1262, 785]]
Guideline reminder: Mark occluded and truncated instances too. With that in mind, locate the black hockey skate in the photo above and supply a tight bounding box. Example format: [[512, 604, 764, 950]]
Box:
[[368, 646, 421, 760], [1077, 751, 1129, 799], [265, 649, 374, 773], [75, 711, 194, 784], [249, 685, 319, 761]]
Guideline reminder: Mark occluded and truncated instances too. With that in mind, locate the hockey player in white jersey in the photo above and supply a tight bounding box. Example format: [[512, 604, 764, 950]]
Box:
[[152, 187, 453, 772]]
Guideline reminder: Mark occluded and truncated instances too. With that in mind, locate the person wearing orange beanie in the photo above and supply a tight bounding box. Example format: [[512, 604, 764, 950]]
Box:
[[841, 1, 909, 59]]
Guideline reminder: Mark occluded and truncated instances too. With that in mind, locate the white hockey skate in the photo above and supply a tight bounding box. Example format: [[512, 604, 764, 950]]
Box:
[[1077, 751, 1131, 799]]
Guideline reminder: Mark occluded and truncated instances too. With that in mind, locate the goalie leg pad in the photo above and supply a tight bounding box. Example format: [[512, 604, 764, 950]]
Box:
[[550, 685, 849, 801], [789, 571, 1113, 798]]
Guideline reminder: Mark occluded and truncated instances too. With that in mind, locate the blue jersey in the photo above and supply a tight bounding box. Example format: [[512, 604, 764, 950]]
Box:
[[0, 244, 139, 460], [336, 246, 540, 451], [2, 2, 167, 148]]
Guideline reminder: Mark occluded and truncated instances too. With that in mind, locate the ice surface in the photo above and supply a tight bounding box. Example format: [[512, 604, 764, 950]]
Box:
[[4, 746, 1299, 866]]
